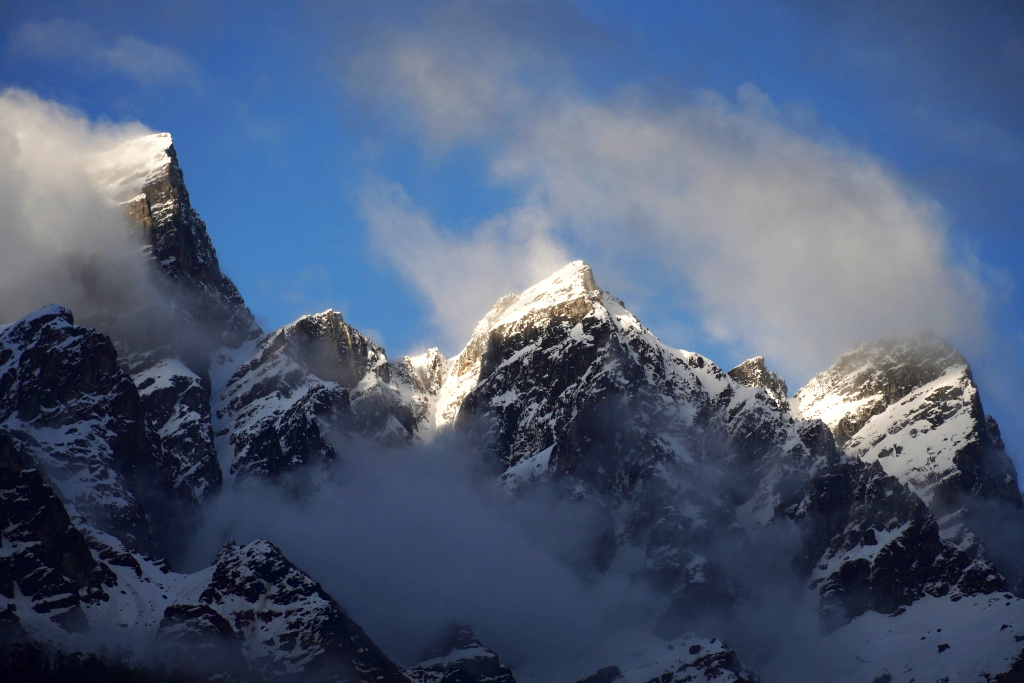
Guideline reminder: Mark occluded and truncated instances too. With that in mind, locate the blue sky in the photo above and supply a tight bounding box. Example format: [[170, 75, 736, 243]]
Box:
[[2, 0, 1023, 459]]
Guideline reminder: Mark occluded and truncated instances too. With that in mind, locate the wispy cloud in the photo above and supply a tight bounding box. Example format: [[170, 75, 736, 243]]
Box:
[[10, 18, 200, 88], [0, 87, 162, 323], [342, 1, 994, 376], [359, 180, 569, 348]]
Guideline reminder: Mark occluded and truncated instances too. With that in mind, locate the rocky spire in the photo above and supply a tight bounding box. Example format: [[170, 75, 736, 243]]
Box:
[[728, 355, 790, 411], [111, 133, 260, 347]]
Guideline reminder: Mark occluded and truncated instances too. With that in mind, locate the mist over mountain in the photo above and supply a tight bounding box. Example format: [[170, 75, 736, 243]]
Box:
[[3, 92, 1024, 683]]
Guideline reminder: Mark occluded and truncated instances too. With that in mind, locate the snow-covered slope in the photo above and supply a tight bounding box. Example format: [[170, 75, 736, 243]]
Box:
[[216, 309, 415, 478], [793, 335, 1019, 514], [408, 623, 515, 683], [572, 634, 757, 683], [0, 306, 158, 551], [388, 348, 449, 439]]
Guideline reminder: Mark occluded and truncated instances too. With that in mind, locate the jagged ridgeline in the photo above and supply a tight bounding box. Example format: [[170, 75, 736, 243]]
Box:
[[2, 132, 1024, 682]]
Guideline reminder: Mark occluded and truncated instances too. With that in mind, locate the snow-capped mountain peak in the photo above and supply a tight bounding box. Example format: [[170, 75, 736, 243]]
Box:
[[6, 129, 1024, 683], [490, 259, 600, 328], [728, 355, 790, 411], [793, 334, 1019, 513]]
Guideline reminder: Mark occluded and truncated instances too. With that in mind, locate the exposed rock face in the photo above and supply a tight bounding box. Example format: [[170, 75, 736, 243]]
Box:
[[158, 539, 409, 682], [133, 357, 221, 501], [793, 335, 1020, 514], [0, 433, 112, 635], [572, 635, 758, 683], [0, 306, 158, 550], [798, 459, 1004, 624], [107, 133, 259, 348], [728, 356, 789, 411], [217, 309, 415, 478], [443, 262, 815, 506], [2, 423, 413, 681], [793, 336, 1024, 593], [409, 623, 515, 683], [81, 133, 258, 514]]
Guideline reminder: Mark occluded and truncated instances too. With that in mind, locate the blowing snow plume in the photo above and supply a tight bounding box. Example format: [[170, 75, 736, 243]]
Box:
[[0, 88, 164, 328]]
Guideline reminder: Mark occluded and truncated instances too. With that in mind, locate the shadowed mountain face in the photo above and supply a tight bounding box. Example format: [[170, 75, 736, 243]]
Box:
[[793, 336, 1024, 594], [116, 133, 260, 349], [3, 132, 1024, 682], [794, 335, 1020, 514]]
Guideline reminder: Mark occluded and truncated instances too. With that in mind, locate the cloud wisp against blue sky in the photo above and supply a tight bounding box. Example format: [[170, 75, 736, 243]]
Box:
[[1, 0, 1022, 457], [10, 17, 200, 88]]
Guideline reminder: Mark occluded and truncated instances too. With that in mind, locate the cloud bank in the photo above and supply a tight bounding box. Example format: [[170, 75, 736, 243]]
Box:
[[187, 436, 665, 681], [345, 1, 993, 377], [0, 88, 161, 325]]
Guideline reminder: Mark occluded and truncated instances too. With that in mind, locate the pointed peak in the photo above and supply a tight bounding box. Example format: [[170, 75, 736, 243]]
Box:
[[281, 309, 378, 351], [450, 261, 603, 378], [15, 304, 74, 328], [822, 333, 968, 384], [534, 259, 598, 293], [298, 308, 342, 324], [794, 333, 972, 434], [407, 346, 446, 366], [124, 131, 174, 154], [728, 355, 789, 410], [492, 260, 600, 325], [91, 131, 177, 202]]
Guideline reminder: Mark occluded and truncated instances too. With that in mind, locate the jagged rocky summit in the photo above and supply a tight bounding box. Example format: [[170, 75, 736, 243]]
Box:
[[793, 336, 1024, 594], [4, 130, 1024, 682], [793, 335, 1020, 514], [99, 132, 260, 348], [216, 309, 420, 479], [408, 623, 516, 683]]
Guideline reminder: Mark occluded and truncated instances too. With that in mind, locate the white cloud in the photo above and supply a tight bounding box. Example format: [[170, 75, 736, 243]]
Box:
[[359, 180, 568, 349], [343, 6, 994, 377], [10, 19, 199, 87], [0, 87, 162, 324], [492, 90, 988, 373]]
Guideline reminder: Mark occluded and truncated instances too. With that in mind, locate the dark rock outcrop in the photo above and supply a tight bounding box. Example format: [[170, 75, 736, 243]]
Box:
[[0, 306, 160, 551], [0, 433, 113, 637], [216, 309, 415, 478], [159, 539, 410, 682], [116, 133, 259, 348], [728, 356, 789, 411], [409, 623, 515, 683], [797, 459, 1004, 624]]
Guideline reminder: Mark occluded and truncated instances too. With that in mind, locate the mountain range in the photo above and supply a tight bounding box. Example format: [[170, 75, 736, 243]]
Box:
[[2, 133, 1023, 682]]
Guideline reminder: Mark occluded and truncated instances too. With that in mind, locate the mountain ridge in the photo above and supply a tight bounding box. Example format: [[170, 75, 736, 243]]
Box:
[[2, 131, 1024, 682]]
